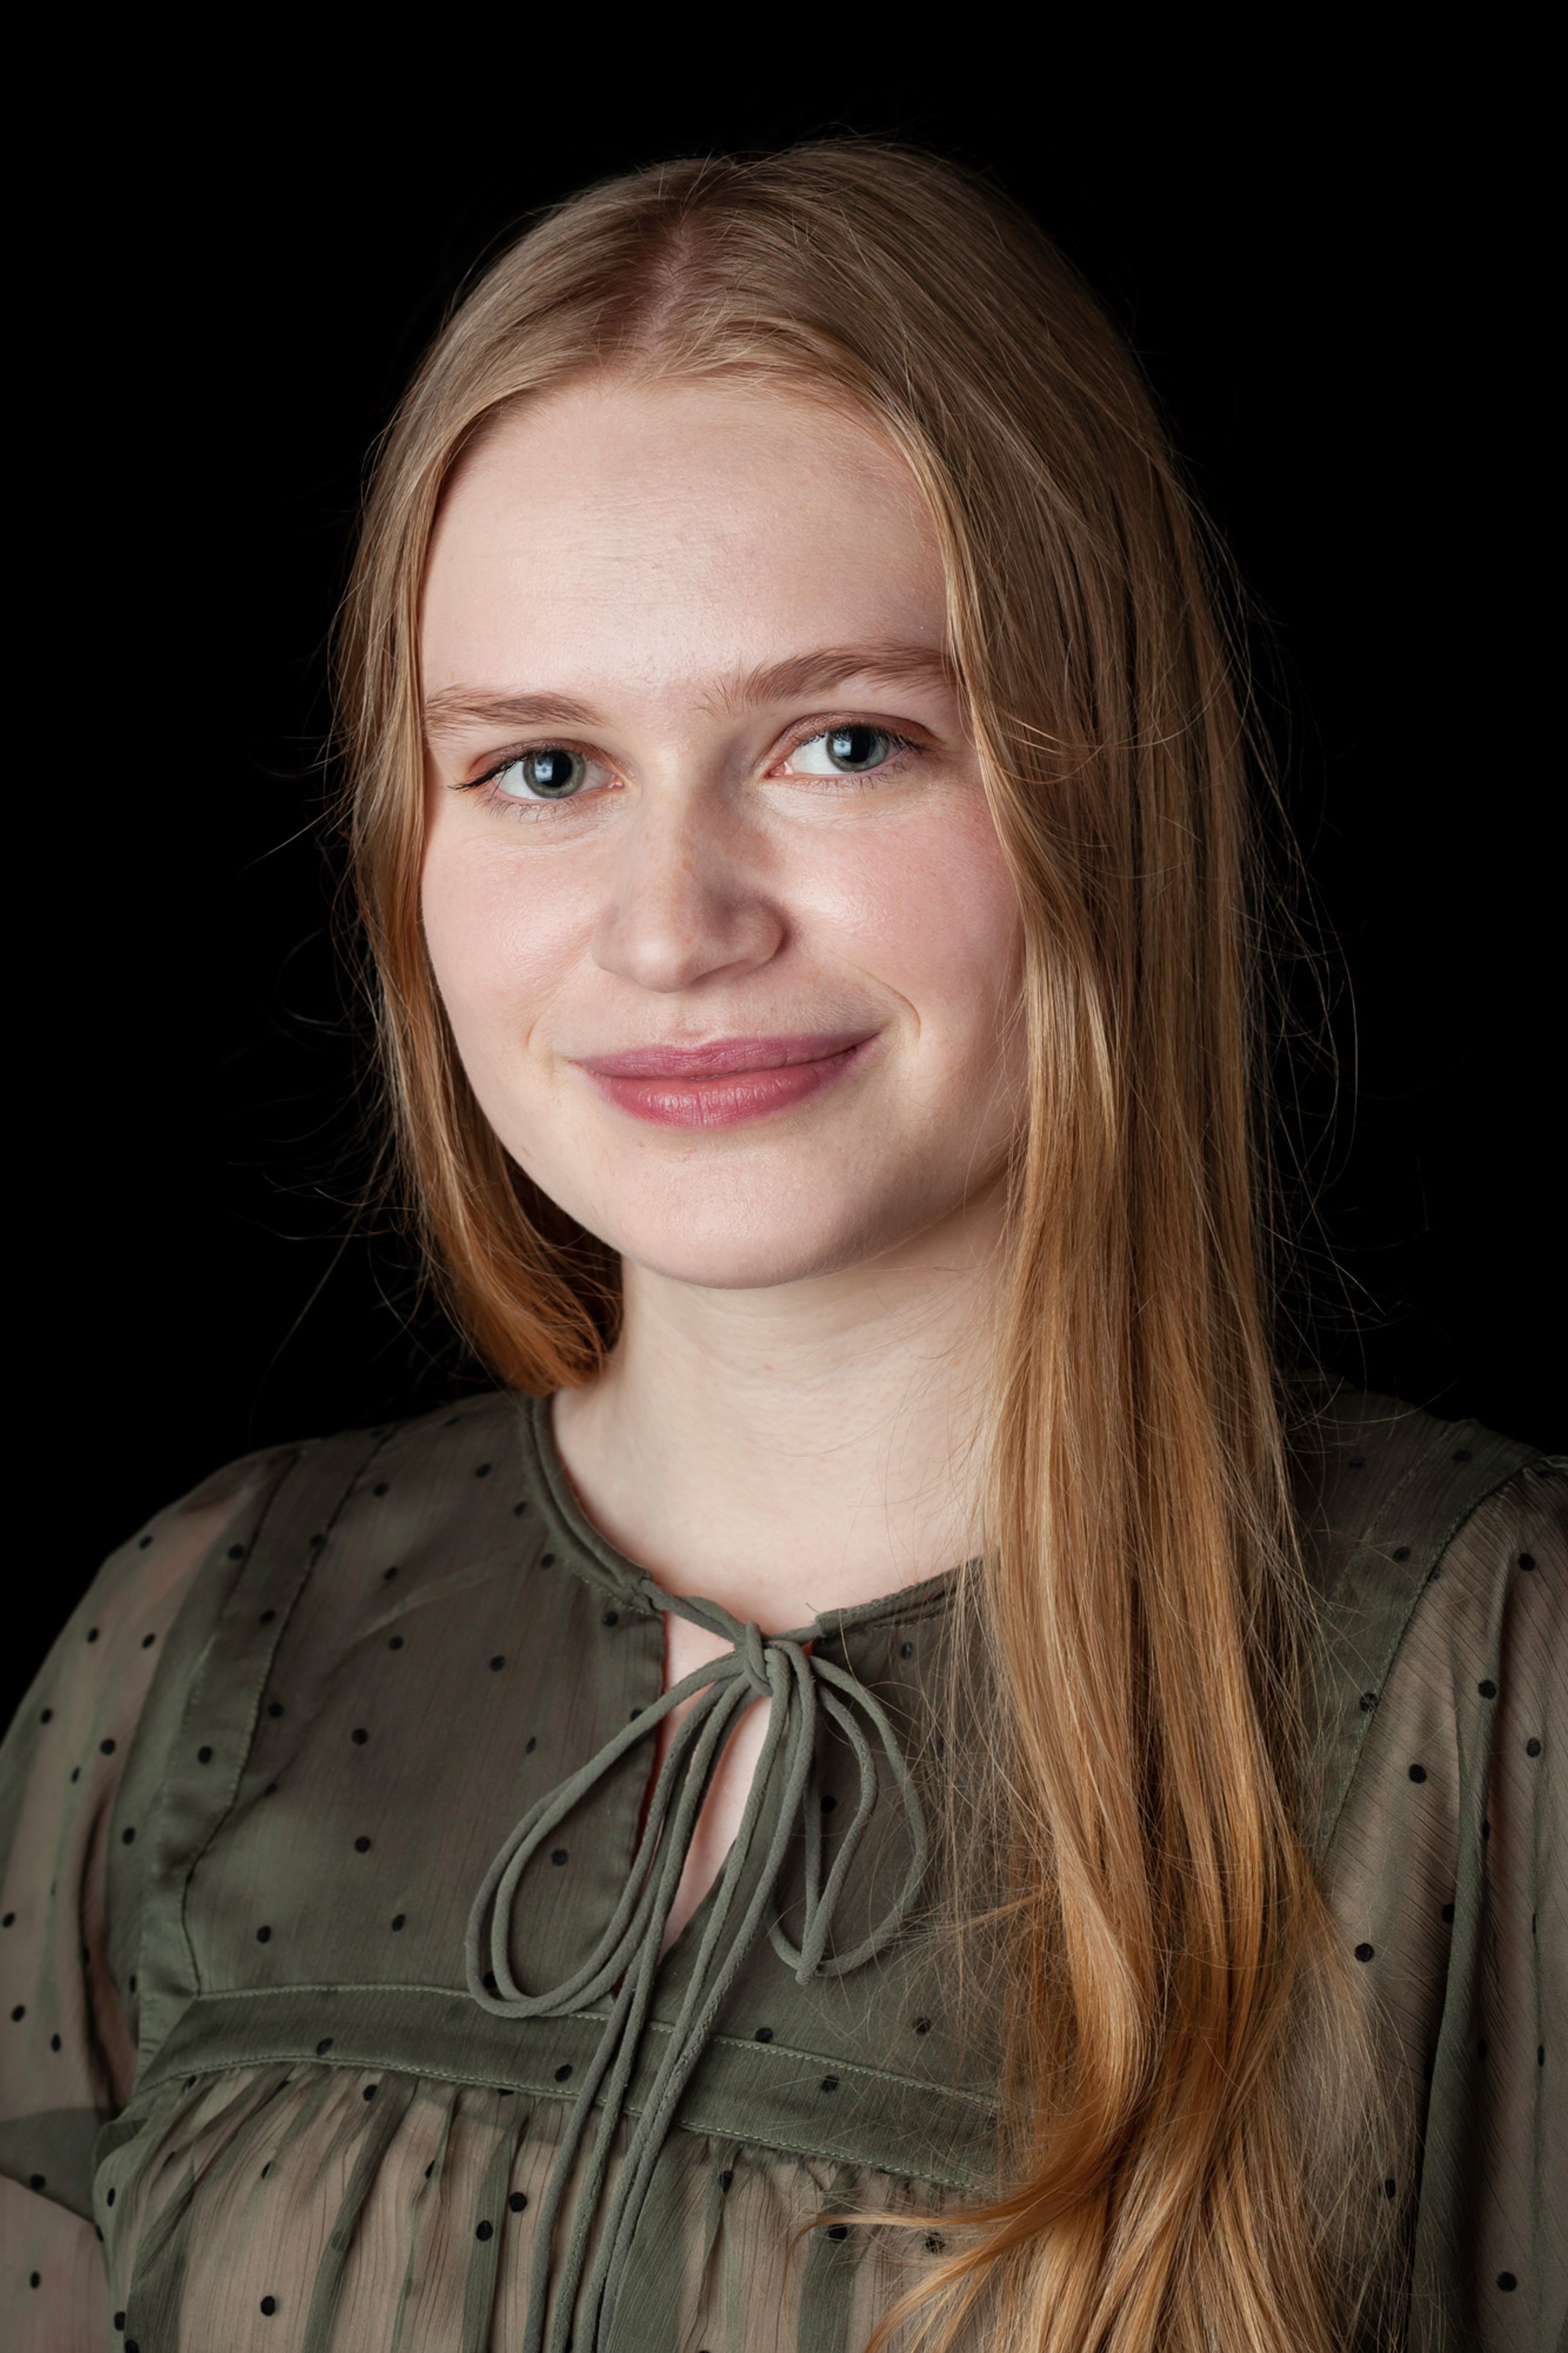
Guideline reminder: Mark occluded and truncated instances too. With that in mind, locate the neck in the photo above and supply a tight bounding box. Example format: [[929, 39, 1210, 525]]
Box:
[[550, 1180, 1005, 1631]]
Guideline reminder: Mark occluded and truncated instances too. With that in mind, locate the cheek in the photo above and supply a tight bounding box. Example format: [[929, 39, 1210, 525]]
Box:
[[815, 797, 1022, 1042], [419, 833, 588, 1052]]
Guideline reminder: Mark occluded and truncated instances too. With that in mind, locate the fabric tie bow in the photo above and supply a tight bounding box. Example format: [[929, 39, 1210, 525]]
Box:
[[465, 1577, 929, 2353]]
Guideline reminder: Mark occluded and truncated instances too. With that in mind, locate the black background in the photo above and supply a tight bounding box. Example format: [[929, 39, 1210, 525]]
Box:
[[15, 60, 1559, 1724]]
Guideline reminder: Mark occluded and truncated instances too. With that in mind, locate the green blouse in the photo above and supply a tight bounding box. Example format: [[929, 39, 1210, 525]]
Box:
[[0, 1383, 1561, 2351]]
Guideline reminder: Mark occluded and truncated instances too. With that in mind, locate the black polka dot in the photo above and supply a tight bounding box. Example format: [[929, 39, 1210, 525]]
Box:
[[122, 1826, 136, 1844], [1354, 1943, 1374, 1963], [554, 2063, 572, 2081], [263, 1782, 278, 1797], [352, 1728, 368, 1744], [1441, 1902, 1455, 1924], [363, 2083, 378, 2100], [1408, 1764, 1427, 1783], [1359, 1691, 1378, 1711], [316, 2038, 333, 2054], [630, 1706, 641, 1720], [141, 1633, 156, 1650], [260, 1610, 276, 1626], [1526, 1737, 1543, 1757], [260, 2295, 277, 2315], [373, 1482, 389, 1497], [913, 2016, 932, 2034], [513, 1501, 528, 1515], [474, 1463, 492, 1479], [510, 2190, 528, 2212], [106, 2186, 115, 2204], [50, 2033, 60, 2051], [70, 1768, 80, 1783], [87, 1628, 99, 1643], [541, 1553, 556, 1568], [1392, 1546, 1411, 1562], [256, 1926, 272, 1943], [602, 1610, 619, 1627], [1519, 1552, 1536, 1570], [40, 1707, 53, 1724], [228, 1545, 245, 1561], [490, 1656, 506, 1671], [267, 1703, 284, 1719], [827, 2224, 849, 2241], [29, 2271, 40, 2287], [383, 1566, 399, 1581], [392, 1914, 406, 1931], [820, 1792, 837, 1813], [2, 1913, 13, 1927], [551, 1849, 568, 1866], [197, 1746, 214, 1764], [1479, 1679, 1497, 1698], [29, 2172, 44, 2189], [526, 1736, 537, 1753], [719, 2170, 734, 2191], [11, 2005, 24, 2021], [475, 2219, 493, 2240], [755, 2026, 774, 2043], [354, 1836, 372, 1853], [127, 1975, 136, 1994], [388, 1635, 404, 1650], [100, 1738, 116, 1755], [138, 1534, 153, 1550], [899, 1642, 914, 1659], [820, 2074, 839, 2091], [114, 2315, 125, 2332], [1498, 2273, 1517, 2291]]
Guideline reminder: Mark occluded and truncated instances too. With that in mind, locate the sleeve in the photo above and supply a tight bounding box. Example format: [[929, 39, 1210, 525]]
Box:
[[1414, 1460, 1566, 2353], [0, 1443, 295, 2345]]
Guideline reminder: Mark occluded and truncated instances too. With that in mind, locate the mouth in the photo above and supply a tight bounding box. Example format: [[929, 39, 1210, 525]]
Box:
[[572, 1030, 878, 1129]]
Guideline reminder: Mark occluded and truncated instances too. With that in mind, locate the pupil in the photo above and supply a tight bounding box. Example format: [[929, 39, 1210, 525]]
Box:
[[827, 726, 884, 772], [526, 749, 579, 795]]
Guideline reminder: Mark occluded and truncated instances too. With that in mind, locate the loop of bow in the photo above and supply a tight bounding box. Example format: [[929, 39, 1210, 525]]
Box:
[[463, 1579, 928, 2353]]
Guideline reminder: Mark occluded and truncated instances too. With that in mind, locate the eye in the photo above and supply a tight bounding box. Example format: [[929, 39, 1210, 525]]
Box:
[[491, 747, 591, 800], [787, 725, 901, 776]]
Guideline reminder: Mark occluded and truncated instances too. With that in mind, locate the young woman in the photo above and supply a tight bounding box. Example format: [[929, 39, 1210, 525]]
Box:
[[1, 145, 1560, 2353]]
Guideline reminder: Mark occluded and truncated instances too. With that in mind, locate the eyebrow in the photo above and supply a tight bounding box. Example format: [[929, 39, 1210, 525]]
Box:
[[421, 643, 956, 744]]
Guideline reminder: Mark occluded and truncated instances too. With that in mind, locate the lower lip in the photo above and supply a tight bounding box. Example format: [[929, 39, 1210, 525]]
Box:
[[579, 1039, 875, 1128]]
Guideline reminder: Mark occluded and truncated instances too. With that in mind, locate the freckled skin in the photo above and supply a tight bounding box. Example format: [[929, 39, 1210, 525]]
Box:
[[420, 380, 1027, 1946]]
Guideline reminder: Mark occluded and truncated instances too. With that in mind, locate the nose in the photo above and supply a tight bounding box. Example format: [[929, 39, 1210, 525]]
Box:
[[590, 787, 786, 995]]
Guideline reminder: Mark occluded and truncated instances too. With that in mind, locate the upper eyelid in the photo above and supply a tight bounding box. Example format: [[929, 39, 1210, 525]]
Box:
[[459, 714, 927, 788]]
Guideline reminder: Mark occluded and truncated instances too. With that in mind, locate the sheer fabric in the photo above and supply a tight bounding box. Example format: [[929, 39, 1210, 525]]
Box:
[[1, 1385, 1561, 2350]]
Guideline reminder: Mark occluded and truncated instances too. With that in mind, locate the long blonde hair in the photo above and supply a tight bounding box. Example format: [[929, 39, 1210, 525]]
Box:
[[338, 144, 1380, 2353]]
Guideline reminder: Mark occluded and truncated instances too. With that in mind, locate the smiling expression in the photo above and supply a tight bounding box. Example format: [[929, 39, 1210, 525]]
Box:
[[419, 377, 1027, 1291]]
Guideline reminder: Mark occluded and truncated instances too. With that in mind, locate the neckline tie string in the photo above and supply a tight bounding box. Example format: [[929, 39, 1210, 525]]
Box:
[[464, 1577, 930, 2353]]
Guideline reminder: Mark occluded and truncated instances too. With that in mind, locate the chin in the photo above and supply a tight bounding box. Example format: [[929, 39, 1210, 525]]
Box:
[[569, 1190, 902, 1294]]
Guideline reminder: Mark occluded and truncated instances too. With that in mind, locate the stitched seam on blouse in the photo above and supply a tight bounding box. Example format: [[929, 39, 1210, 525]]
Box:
[[125, 2046, 994, 2189], [133, 1985, 1000, 2112], [170, 1429, 396, 2003]]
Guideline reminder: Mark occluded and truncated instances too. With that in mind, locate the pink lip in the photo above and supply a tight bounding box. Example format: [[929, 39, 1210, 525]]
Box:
[[574, 1031, 878, 1128]]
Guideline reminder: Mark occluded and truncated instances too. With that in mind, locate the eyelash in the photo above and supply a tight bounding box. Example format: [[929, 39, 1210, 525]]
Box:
[[463, 722, 922, 814]]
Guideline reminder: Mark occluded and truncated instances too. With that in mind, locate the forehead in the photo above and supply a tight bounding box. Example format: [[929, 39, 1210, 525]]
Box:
[[419, 378, 944, 695]]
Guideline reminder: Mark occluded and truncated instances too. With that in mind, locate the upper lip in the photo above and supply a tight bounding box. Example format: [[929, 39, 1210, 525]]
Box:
[[575, 1031, 875, 1078]]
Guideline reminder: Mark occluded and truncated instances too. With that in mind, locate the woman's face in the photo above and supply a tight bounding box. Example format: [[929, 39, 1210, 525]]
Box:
[[420, 378, 1026, 1292]]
